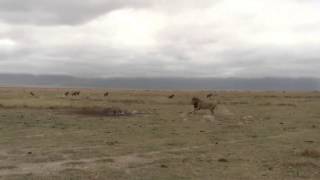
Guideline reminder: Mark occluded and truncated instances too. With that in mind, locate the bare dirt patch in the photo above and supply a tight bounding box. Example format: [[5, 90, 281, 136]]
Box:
[[0, 153, 156, 177], [0, 166, 18, 170], [71, 107, 133, 117]]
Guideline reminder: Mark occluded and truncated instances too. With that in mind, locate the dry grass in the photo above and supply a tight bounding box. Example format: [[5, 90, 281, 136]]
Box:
[[276, 103, 297, 107], [0, 87, 319, 180], [301, 149, 320, 158]]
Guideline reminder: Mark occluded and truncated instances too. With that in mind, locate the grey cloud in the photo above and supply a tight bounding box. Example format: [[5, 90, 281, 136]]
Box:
[[3, 39, 320, 78], [0, 0, 220, 25], [0, 0, 149, 25], [1, 0, 320, 78], [211, 45, 320, 77]]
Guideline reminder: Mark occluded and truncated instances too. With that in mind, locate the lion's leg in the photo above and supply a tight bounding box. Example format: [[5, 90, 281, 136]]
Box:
[[193, 108, 197, 114], [192, 103, 199, 114], [210, 106, 216, 115], [193, 106, 201, 114]]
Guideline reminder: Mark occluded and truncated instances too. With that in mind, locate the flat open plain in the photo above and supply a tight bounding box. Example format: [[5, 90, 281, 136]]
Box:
[[0, 87, 319, 180]]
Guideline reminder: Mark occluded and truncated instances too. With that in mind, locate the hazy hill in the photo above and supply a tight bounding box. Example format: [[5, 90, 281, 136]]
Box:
[[0, 73, 319, 91]]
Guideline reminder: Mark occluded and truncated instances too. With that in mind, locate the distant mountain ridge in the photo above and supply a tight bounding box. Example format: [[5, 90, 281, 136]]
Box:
[[0, 73, 319, 91]]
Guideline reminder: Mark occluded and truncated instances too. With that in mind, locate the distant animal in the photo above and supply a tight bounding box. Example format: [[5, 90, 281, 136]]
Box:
[[191, 97, 218, 115], [71, 91, 80, 96], [104, 92, 109, 97], [168, 94, 175, 99], [206, 93, 213, 98], [30, 92, 35, 96], [64, 91, 69, 96]]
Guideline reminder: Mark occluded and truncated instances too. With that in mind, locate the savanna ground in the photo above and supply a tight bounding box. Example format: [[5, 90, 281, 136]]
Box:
[[0, 87, 319, 180]]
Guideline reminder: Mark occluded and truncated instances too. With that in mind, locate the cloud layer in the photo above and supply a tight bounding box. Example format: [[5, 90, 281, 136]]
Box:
[[0, 0, 320, 78]]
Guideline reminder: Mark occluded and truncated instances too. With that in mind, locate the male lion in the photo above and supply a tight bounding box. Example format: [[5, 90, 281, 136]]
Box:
[[191, 97, 218, 115]]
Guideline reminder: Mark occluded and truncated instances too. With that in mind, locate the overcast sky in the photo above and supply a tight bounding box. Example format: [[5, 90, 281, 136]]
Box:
[[0, 0, 320, 78]]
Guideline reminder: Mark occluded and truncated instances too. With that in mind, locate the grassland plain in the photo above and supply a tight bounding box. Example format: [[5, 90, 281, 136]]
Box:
[[0, 87, 319, 180]]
